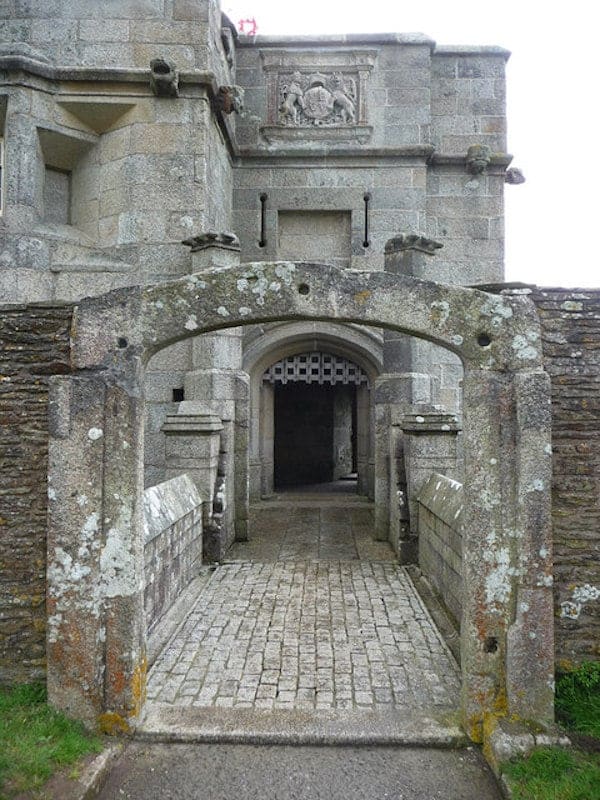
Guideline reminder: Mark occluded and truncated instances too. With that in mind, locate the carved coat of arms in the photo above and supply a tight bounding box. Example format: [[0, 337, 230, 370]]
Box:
[[278, 71, 357, 126]]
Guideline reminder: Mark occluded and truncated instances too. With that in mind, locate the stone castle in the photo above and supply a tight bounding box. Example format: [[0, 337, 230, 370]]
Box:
[[0, 0, 598, 747]]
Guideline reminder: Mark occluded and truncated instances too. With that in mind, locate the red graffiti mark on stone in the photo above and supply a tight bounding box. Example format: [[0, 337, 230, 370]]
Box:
[[238, 17, 258, 35]]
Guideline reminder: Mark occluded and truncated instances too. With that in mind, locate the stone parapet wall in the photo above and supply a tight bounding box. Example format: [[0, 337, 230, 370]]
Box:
[[0, 303, 73, 684], [532, 288, 600, 664], [417, 472, 463, 627], [143, 474, 203, 633]]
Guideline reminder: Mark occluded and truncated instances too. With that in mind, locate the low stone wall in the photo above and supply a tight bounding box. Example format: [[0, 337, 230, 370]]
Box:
[[533, 289, 600, 664], [143, 475, 204, 634], [417, 473, 463, 627], [0, 303, 73, 685]]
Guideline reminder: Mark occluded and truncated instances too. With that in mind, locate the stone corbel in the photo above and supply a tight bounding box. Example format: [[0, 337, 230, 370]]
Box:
[[149, 58, 179, 98], [216, 85, 244, 115], [466, 144, 491, 175]]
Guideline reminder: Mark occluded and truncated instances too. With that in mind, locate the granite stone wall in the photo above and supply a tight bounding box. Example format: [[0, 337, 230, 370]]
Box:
[[0, 302, 72, 684], [417, 472, 463, 627], [143, 474, 203, 634], [532, 289, 600, 665]]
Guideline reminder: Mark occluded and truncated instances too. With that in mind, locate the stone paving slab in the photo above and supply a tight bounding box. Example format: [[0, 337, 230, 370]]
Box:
[[146, 561, 460, 715], [137, 704, 466, 746], [229, 502, 396, 562]]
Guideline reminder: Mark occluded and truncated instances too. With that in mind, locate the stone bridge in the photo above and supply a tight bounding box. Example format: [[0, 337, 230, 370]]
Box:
[[45, 260, 554, 742]]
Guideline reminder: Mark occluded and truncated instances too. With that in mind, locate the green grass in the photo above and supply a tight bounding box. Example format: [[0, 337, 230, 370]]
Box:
[[556, 661, 600, 738], [502, 662, 600, 800], [503, 747, 600, 800], [0, 683, 103, 799]]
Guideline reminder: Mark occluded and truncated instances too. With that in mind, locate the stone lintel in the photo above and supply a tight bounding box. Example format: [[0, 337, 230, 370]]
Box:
[[260, 124, 373, 145], [0, 53, 218, 90], [429, 152, 513, 169], [162, 401, 223, 435], [469, 281, 536, 296], [239, 33, 436, 49], [433, 45, 511, 60], [400, 411, 461, 434], [238, 146, 433, 164]]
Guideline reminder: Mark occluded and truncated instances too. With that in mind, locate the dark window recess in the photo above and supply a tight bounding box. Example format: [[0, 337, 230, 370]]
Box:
[[172, 387, 184, 402], [259, 193, 267, 247]]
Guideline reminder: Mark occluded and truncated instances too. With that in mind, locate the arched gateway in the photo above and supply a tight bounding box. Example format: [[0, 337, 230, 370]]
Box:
[[47, 260, 554, 742]]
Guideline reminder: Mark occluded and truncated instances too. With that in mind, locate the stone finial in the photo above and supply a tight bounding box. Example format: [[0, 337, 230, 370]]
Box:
[[182, 231, 241, 270], [384, 234, 443, 256], [217, 85, 244, 115], [182, 231, 240, 252], [505, 167, 526, 185], [466, 144, 491, 175], [150, 58, 179, 98]]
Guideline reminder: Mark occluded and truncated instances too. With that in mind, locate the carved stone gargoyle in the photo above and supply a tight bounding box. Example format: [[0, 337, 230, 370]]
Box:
[[466, 144, 492, 175], [150, 57, 179, 98], [217, 85, 244, 115]]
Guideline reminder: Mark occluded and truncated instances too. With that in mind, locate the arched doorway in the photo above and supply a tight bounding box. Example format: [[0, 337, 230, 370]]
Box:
[[242, 323, 381, 500], [46, 260, 555, 741], [268, 351, 364, 491]]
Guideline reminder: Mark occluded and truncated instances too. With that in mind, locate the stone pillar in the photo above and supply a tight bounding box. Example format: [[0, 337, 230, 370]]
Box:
[[162, 401, 223, 559], [47, 367, 146, 732], [506, 370, 554, 726], [258, 382, 275, 496], [373, 234, 443, 541], [182, 232, 250, 545], [333, 385, 354, 480], [398, 408, 462, 533]]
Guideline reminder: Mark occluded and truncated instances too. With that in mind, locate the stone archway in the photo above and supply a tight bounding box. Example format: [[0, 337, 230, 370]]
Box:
[[242, 322, 382, 500], [46, 260, 554, 742]]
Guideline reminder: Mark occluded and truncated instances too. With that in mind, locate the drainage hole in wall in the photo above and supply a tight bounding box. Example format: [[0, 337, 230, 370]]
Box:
[[172, 387, 184, 402], [477, 333, 492, 348], [484, 636, 499, 653], [298, 283, 310, 295], [117, 337, 128, 349]]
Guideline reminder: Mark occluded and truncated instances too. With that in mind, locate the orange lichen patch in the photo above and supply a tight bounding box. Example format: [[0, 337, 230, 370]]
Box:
[[353, 290, 371, 305], [108, 664, 127, 696], [130, 655, 147, 717], [98, 712, 131, 736]]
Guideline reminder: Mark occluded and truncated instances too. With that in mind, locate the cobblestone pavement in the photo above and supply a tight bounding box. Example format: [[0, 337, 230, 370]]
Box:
[[147, 559, 460, 712]]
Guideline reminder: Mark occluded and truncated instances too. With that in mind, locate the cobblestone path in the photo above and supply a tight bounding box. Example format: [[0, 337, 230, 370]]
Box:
[[147, 559, 460, 712]]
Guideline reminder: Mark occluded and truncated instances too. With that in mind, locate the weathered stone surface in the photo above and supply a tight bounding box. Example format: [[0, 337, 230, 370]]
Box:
[[143, 474, 203, 633], [417, 473, 463, 627], [0, 303, 73, 685], [532, 289, 600, 665]]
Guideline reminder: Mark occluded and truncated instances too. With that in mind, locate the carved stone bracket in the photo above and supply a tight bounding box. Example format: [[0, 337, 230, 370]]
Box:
[[385, 234, 443, 256], [182, 231, 240, 251], [149, 58, 179, 98]]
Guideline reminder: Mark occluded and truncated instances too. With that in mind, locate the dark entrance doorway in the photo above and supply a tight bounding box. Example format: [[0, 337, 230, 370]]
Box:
[[274, 382, 357, 489]]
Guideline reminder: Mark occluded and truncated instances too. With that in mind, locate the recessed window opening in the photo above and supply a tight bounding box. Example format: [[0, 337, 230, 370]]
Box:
[[43, 166, 72, 225]]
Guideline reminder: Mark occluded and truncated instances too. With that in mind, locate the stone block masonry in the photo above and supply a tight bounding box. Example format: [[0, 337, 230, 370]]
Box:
[[532, 289, 600, 665], [0, 303, 73, 684], [417, 473, 463, 628], [143, 474, 204, 634]]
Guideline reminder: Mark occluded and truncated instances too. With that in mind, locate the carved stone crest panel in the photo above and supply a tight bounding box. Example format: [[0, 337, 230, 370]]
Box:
[[260, 50, 375, 143]]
